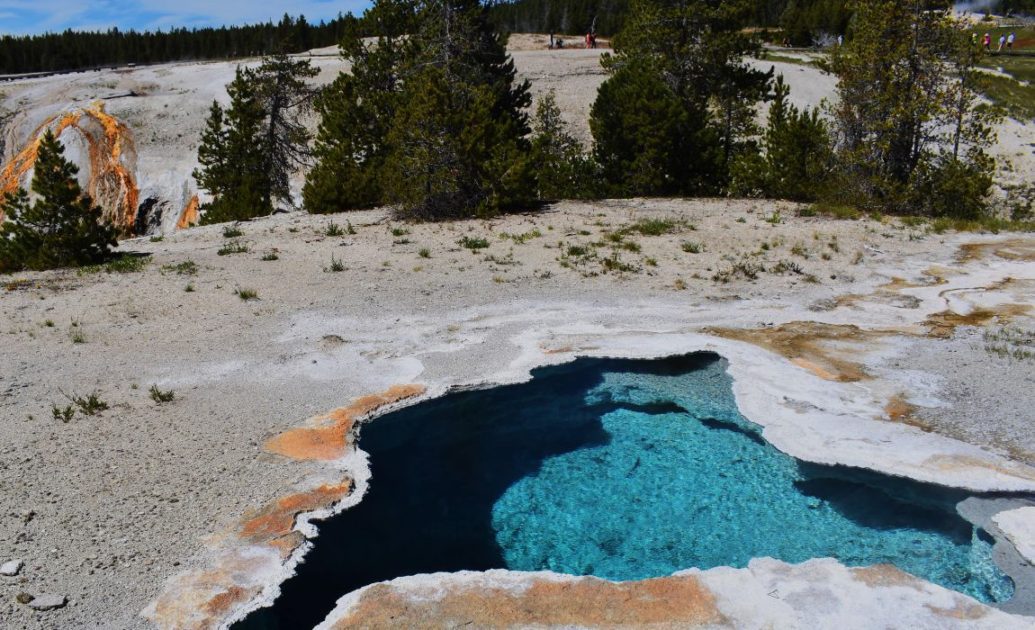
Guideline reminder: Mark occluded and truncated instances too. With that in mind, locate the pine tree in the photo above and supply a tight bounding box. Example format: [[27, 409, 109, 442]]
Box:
[[308, 0, 534, 219], [383, 0, 534, 219], [529, 92, 598, 200], [303, 1, 416, 214], [0, 130, 117, 272], [731, 75, 831, 201], [592, 0, 772, 195], [831, 0, 997, 216], [195, 56, 317, 224], [590, 61, 703, 196], [195, 67, 269, 224], [254, 54, 319, 204]]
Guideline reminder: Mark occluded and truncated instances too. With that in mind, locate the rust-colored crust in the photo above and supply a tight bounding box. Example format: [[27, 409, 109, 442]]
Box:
[[924, 304, 1032, 339], [883, 395, 934, 432], [331, 575, 726, 629], [1, 103, 139, 236], [145, 385, 426, 630], [708, 322, 879, 382], [264, 384, 426, 461], [958, 239, 1035, 264], [177, 195, 200, 230], [240, 482, 353, 548]]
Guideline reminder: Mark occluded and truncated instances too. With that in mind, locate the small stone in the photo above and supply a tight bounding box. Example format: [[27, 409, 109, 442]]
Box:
[[28, 594, 67, 611], [0, 560, 23, 576]]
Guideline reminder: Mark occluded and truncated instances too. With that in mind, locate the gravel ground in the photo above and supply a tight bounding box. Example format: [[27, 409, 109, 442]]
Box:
[[0, 200, 1032, 628], [908, 329, 1035, 465]]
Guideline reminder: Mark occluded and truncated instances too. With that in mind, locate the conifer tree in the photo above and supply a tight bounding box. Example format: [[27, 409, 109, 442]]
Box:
[[384, 0, 534, 219], [195, 56, 318, 224], [195, 67, 269, 223], [308, 0, 534, 219], [529, 92, 598, 200], [590, 61, 701, 196], [255, 54, 320, 204], [731, 75, 831, 201], [304, 0, 416, 213], [831, 0, 997, 216], [0, 130, 117, 272], [591, 0, 772, 195]]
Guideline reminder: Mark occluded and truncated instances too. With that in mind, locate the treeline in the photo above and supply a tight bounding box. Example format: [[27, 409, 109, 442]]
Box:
[[488, 0, 851, 44], [0, 14, 352, 75], [488, 0, 630, 35], [0, 1, 862, 75]]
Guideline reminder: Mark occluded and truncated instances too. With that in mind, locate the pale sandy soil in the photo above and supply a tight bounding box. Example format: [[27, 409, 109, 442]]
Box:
[[0, 199, 1034, 628]]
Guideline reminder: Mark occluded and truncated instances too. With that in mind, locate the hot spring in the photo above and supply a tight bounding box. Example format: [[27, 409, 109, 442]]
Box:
[[238, 354, 1013, 629]]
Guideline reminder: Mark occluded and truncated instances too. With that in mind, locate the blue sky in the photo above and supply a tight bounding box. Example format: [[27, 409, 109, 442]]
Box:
[[0, 1, 372, 36]]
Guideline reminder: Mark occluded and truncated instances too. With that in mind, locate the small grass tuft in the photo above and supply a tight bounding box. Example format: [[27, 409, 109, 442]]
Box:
[[149, 385, 175, 404], [682, 241, 703, 254], [235, 288, 259, 301], [52, 404, 75, 423], [459, 236, 490, 251], [628, 218, 678, 236], [325, 222, 345, 237], [81, 254, 150, 275], [162, 260, 198, 276], [261, 250, 280, 261], [222, 225, 244, 238], [218, 240, 250, 256], [66, 391, 109, 416], [325, 256, 346, 273]]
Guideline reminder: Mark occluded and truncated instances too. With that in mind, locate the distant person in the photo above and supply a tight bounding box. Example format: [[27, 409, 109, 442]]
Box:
[[998, 34, 1006, 53], [983, 32, 992, 52], [549, 33, 555, 50], [837, 35, 843, 47], [590, 33, 597, 49], [1007, 32, 1016, 51]]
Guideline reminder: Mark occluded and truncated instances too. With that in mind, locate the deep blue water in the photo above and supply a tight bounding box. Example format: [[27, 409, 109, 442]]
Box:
[[237, 354, 1012, 630]]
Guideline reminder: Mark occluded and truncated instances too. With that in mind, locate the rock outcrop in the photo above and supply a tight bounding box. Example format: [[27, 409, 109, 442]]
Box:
[[0, 102, 198, 236]]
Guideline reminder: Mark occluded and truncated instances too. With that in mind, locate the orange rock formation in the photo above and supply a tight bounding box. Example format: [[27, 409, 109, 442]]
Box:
[[0, 103, 139, 235]]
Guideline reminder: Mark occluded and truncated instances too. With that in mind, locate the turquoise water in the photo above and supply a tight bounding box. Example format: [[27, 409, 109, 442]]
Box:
[[238, 354, 1013, 630], [492, 364, 1012, 601]]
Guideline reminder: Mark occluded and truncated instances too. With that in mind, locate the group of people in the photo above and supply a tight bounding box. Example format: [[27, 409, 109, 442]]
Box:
[[547, 32, 597, 50], [975, 31, 1017, 54]]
